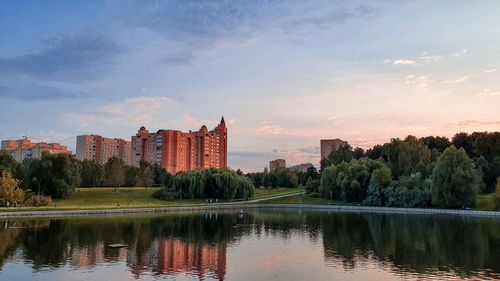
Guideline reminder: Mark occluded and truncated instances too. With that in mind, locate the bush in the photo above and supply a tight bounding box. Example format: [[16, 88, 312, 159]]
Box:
[[0, 171, 25, 207], [384, 173, 432, 208], [25, 195, 53, 207], [364, 165, 392, 206], [153, 188, 177, 201], [305, 178, 320, 195]]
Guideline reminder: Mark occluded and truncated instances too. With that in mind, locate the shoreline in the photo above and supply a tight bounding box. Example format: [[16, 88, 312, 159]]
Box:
[[0, 203, 498, 219]]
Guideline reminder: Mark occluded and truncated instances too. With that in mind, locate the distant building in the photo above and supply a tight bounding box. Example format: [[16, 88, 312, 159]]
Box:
[[132, 117, 227, 173], [1, 137, 69, 162], [289, 163, 314, 172], [320, 139, 349, 159], [76, 135, 132, 165], [269, 159, 286, 171]]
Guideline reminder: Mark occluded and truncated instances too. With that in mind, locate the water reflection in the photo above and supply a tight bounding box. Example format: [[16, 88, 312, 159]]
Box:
[[0, 211, 498, 280]]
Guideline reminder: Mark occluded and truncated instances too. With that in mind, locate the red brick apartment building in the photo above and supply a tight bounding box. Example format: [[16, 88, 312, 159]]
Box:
[[1, 137, 69, 162], [132, 117, 227, 173], [76, 135, 132, 165]]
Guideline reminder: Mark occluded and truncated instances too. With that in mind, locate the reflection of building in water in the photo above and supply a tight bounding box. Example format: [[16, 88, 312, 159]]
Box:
[[71, 242, 127, 268], [157, 239, 227, 280], [65, 237, 227, 280]]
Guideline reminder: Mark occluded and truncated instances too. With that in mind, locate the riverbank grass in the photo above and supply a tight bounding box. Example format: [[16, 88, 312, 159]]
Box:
[[0, 187, 303, 212]]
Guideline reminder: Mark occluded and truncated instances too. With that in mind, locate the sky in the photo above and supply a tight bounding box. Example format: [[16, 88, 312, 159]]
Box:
[[0, 0, 499, 172]]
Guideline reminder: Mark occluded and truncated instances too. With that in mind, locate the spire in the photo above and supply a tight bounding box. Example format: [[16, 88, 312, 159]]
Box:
[[220, 115, 226, 126]]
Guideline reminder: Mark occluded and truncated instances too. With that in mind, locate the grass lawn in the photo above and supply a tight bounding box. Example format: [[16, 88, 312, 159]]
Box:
[[259, 194, 355, 205], [253, 187, 303, 199], [475, 194, 498, 211], [0, 187, 305, 212], [53, 187, 193, 208]]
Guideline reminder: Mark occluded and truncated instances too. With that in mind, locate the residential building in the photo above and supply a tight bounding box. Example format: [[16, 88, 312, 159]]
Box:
[[320, 139, 349, 159], [269, 159, 286, 171], [1, 137, 69, 162], [76, 135, 132, 165], [131, 116, 227, 173], [289, 163, 314, 172]]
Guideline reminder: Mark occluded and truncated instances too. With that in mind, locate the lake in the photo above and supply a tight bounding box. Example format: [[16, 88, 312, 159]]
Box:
[[0, 210, 499, 281]]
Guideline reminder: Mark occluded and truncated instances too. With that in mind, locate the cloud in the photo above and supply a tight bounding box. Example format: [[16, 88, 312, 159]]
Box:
[[440, 75, 469, 84], [253, 122, 283, 135], [384, 48, 467, 67], [447, 120, 500, 128], [405, 75, 431, 91], [484, 69, 497, 73], [0, 33, 122, 81], [63, 96, 180, 128], [0, 84, 91, 100], [119, 1, 379, 65], [383, 59, 416, 65], [475, 89, 500, 99]]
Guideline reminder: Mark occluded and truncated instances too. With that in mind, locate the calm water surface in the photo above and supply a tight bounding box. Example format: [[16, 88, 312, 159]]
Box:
[[0, 210, 499, 281]]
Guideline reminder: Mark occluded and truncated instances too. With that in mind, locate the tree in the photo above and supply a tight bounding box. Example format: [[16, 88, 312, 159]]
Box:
[[320, 165, 338, 199], [0, 171, 25, 207], [104, 157, 126, 188], [25, 153, 79, 199], [137, 160, 154, 187], [431, 146, 479, 208], [335, 159, 371, 202], [167, 169, 254, 200], [125, 166, 138, 187], [79, 160, 103, 187], [364, 165, 392, 206], [153, 164, 173, 187], [381, 136, 432, 178], [473, 132, 500, 191], [0, 150, 25, 183], [384, 173, 431, 208], [420, 136, 451, 154], [496, 178, 500, 210], [320, 145, 354, 171]]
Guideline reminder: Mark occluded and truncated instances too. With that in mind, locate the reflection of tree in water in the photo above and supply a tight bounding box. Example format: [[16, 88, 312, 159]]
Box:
[[0, 211, 498, 280], [317, 213, 500, 278], [0, 212, 254, 280]]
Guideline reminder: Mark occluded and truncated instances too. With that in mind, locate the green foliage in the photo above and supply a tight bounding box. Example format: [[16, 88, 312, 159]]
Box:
[[320, 158, 383, 202], [384, 173, 431, 208], [364, 165, 392, 206], [247, 167, 300, 188], [431, 146, 479, 208], [496, 178, 500, 210], [319, 165, 338, 199], [153, 164, 172, 187], [320, 145, 354, 171], [25, 153, 79, 199], [419, 136, 451, 154], [152, 188, 177, 201], [104, 157, 126, 188], [0, 150, 25, 186], [78, 160, 103, 187], [136, 160, 154, 187], [305, 178, 320, 197], [381, 136, 432, 179], [166, 169, 254, 201]]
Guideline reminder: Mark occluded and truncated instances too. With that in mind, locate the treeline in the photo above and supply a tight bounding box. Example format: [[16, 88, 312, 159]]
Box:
[[315, 132, 500, 209], [0, 152, 173, 200], [155, 169, 254, 201], [246, 166, 320, 188]]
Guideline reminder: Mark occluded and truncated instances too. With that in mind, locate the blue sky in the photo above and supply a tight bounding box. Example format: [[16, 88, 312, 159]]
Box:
[[1, 0, 499, 171]]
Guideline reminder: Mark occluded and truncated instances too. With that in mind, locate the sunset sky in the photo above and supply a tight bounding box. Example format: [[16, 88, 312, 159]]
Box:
[[1, 0, 499, 171]]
